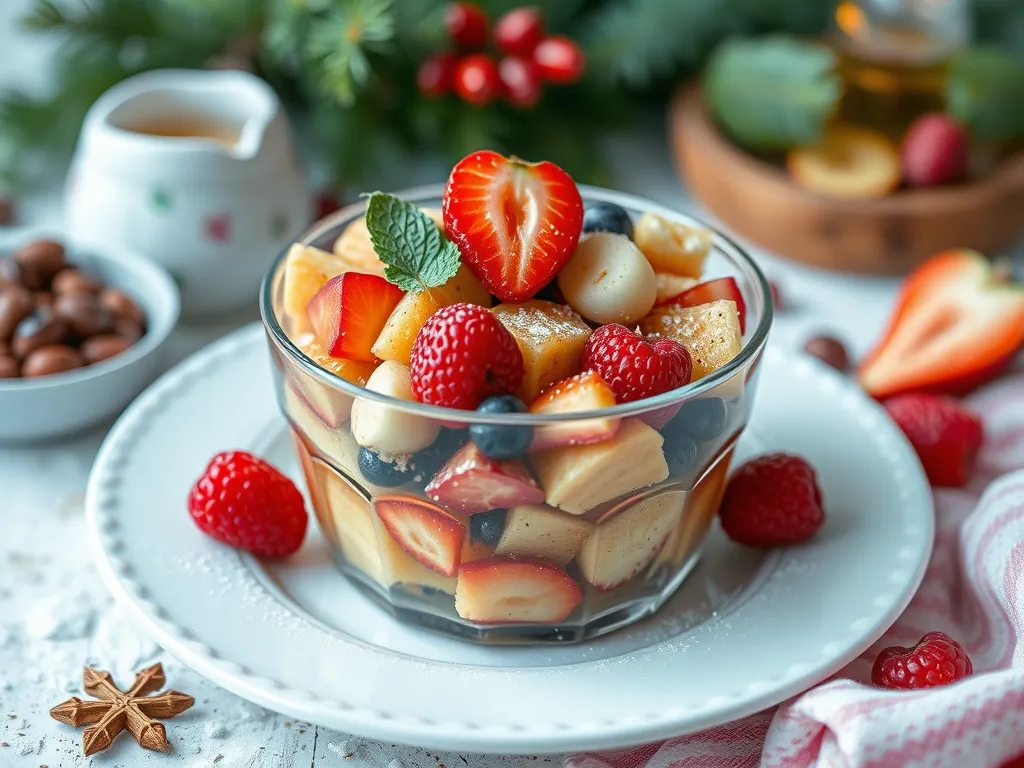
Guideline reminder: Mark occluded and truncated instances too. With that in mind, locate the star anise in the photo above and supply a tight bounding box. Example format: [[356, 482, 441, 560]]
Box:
[[50, 663, 194, 756]]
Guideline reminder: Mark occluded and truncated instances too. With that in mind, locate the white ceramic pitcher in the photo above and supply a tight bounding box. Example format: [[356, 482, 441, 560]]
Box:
[[66, 69, 311, 316]]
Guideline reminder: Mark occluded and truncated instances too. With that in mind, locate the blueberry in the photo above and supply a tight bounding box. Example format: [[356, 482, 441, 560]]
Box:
[[663, 432, 699, 475], [470, 508, 507, 546], [582, 202, 633, 239], [410, 428, 466, 478], [469, 395, 533, 459], [357, 447, 412, 487], [676, 397, 728, 441]]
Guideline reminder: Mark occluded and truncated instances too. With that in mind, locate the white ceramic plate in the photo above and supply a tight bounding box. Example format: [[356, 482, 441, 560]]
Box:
[[86, 324, 933, 754]]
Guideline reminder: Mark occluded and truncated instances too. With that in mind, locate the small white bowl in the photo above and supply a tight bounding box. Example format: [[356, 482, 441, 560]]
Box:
[[0, 230, 180, 442]]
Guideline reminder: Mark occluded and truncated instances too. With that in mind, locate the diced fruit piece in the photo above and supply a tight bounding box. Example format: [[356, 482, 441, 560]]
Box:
[[454, 53, 501, 105], [469, 395, 533, 460], [491, 300, 592, 402], [901, 113, 968, 188], [859, 250, 1024, 398], [378, 530, 457, 594], [787, 126, 900, 199], [884, 394, 983, 488], [557, 232, 657, 325], [311, 457, 386, 585], [455, 557, 583, 623], [656, 277, 747, 334], [445, 2, 489, 50], [372, 263, 492, 365], [495, 504, 592, 566], [578, 489, 683, 590], [351, 361, 441, 454], [426, 441, 544, 514], [281, 243, 350, 335], [410, 303, 525, 410], [655, 273, 698, 305], [582, 202, 633, 239], [640, 299, 742, 381], [291, 338, 376, 427], [633, 212, 711, 277], [719, 453, 825, 548], [871, 631, 973, 690], [332, 216, 388, 277], [495, 6, 544, 56], [374, 496, 466, 577], [528, 370, 619, 452], [307, 272, 403, 361], [469, 508, 507, 546], [357, 447, 413, 488], [443, 151, 583, 302], [582, 324, 691, 403], [462, 538, 495, 563], [803, 334, 852, 373], [532, 36, 586, 84], [534, 419, 669, 515]]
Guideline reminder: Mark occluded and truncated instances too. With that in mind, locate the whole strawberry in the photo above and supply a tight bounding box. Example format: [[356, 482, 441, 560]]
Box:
[[719, 453, 825, 547], [582, 324, 691, 403], [188, 451, 307, 558], [901, 113, 968, 187], [872, 631, 973, 689], [410, 303, 524, 410], [884, 394, 983, 487]]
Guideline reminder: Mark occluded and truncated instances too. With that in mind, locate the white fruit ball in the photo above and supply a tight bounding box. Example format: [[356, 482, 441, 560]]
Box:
[[351, 361, 440, 455], [557, 232, 657, 325]]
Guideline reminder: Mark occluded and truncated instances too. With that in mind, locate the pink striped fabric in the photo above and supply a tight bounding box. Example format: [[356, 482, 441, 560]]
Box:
[[565, 374, 1024, 768]]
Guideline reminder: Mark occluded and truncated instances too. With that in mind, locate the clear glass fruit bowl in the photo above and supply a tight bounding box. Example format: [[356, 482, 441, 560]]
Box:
[[260, 184, 772, 645]]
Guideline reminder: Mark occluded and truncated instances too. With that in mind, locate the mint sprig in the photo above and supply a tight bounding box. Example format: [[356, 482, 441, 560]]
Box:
[[363, 192, 461, 293]]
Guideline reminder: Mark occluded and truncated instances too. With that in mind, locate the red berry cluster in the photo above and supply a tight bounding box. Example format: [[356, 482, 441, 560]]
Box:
[[417, 3, 586, 109]]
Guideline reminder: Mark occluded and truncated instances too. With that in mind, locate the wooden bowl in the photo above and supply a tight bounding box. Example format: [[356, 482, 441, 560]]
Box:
[[670, 85, 1024, 274]]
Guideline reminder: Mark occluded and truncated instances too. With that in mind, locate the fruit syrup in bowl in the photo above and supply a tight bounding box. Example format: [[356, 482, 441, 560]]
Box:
[[260, 155, 772, 644]]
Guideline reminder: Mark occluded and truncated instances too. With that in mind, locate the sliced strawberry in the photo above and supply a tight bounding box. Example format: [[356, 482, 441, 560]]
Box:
[[528, 370, 620, 452], [443, 150, 584, 302], [425, 442, 544, 515], [307, 272, 404, 361], [860, 250, 1024, 399], [454, 557, 583, 624], [374, 496, 465, 577], [655, 276, 747, 333]]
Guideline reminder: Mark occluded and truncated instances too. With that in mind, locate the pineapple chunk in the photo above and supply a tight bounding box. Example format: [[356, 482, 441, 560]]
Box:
[[332, 207, 443, 280], [495, 504, 593, 566], [640, 299, 742, 381], [533, 419, 669, 515], [289, 338, 376, 426], [654, 273, 698, 304], [634, 212, 711, 277], [377, 526, 458, 595], [281, 244, 349, 336], [491, 300, 592, 402], [316, 458, 386, 586], [372, 264, 492, 364]]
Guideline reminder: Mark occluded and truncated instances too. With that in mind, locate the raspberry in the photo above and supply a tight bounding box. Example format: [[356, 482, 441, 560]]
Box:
[[410, 303, 524, 410], [187, 451, 307, 558], [884, 394, 983, 488], [582, 324, 691, 403], [871, 631, 973, 690], [719, 453, 824, 547]]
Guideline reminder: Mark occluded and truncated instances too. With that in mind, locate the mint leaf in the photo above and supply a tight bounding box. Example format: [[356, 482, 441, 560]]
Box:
[[948, 48, 1024, 142], [363, 192, 461, 293]]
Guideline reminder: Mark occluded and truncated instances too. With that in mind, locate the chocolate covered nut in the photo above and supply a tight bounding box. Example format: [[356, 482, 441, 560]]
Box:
[[803, 334, 851, 373], [100, 287, 146, 327], [52, 268, 103, 295], [22, 344, 85, 377], [0, 285, 34, 340], [12, 309, 68, 359], [82, 333, 133, 363], [53, 292, 112, 337], [113, 317, 145, 343], [33, 291, 53, 308], [15, 239, 66, 285], [0, 258, 21, 286], [0, 355, 18, 378], [0, 340, 8, 356]]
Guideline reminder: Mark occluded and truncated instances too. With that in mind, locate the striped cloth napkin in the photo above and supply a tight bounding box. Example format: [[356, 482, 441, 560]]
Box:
[[565, 373, 1024, 768]]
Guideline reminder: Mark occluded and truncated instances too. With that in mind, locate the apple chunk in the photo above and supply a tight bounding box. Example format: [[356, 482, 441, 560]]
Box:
[[455, 557, 583, 624], [640, 299, 742, 381], [528, 371, 619, 452], [494, 504, 593, 566]]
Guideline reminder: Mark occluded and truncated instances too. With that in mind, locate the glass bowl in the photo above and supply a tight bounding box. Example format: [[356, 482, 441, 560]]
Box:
[[260, 184, 772, 644]]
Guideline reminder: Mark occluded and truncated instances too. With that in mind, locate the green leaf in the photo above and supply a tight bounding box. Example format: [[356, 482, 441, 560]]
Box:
[[703, 36, 841, 151], [947, 48, 1024, 142], [363, 192, 460, 293]]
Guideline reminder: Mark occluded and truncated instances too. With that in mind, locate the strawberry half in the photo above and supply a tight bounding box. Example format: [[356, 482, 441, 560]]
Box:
[[655, 276, 747, 333], [374, 496, 466, 577], [454, 557, 583, 624], [443, 150, 584, 302], [425, 442, 545, 514], [307, 272, 404, 361], [860, 250, 1024, 399]]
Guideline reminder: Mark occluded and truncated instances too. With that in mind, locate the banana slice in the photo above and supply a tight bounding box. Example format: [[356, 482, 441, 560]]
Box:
[[350, 361, 440, 455]]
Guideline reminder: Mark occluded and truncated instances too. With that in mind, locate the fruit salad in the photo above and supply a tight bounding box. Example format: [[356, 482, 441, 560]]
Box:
[[262, 151, 770, 643]]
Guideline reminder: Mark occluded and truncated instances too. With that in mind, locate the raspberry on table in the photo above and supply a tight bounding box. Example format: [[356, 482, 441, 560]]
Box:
[[719, 453, 824, 547], [884, 393, 984, 488], [871, 631, 973, 690], [409, 303, 524, 410], [187, 451, 308, 558], [582, 323, 691, 403]]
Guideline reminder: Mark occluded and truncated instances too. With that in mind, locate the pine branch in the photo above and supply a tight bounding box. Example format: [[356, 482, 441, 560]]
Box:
[[306, 0, 396, 105]]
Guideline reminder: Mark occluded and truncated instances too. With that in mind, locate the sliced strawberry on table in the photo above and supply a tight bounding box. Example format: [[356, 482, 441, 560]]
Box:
[[528, 370, 619, 452], [307, 272, 404, 361], [425, 442, 544, 515], [374, 496, 466, 577], [860, 250, 1024, 399], [455, 557, 583, 624], [443, 150, 584, 302], [655, 276, 747, 333]]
